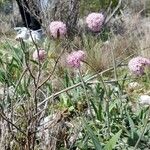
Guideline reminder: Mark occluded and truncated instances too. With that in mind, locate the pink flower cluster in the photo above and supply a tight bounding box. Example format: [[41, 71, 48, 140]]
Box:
[[128, 56, 150, 75], [33, 49, 46, 61], [86, 13, 104, 32], [49, 21, 67, 39], [67, 50, 85, 68]]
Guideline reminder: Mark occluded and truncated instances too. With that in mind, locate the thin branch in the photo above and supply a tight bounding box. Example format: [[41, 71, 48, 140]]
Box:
[[0, 111, 27, 136], [20, 40, 37, 87], [37, 48, 65, 90]]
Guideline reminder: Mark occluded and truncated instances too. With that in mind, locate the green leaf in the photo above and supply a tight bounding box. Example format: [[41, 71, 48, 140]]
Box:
[[126, 110, 135, 138], [84, 123, 102, 150], [0, 68, 6, 83], [104, 130, 122, 150], [90, 99, 103, 121]]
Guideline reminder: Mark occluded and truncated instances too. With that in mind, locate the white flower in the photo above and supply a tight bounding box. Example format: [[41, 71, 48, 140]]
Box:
[[139, 95, 150, 105]]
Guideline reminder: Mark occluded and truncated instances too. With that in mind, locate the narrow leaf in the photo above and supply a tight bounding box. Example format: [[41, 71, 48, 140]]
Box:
[[104, 130, 122, 150], [85, 124, 102, 150]]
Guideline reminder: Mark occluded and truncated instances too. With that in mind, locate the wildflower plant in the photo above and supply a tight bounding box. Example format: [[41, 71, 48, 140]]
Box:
[[0, 0, 150, 149]]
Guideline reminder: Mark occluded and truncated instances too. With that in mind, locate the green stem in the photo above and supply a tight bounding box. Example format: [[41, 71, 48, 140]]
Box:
[[134, 106, 150, 150], [99, 75, 110, 138], [78, 69, 92, 117], [111, 47, 118, 81]]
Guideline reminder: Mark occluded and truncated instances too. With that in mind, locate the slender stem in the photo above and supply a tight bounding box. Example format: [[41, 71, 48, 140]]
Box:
[[111, 47, 118, 81], [134, 106, 150, 150], [98, 75, 110, 138], [0, 111, 26, 136], [105, 0, 122, 25], [79, 69, 92, 117], [29, 30, 41, 87], [37, 48, 65, 89], [20, 40, 37, 87], [105, 97, 110, 138]]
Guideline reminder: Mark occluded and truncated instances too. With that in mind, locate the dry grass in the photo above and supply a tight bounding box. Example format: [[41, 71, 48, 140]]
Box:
[[0, 13, 12, 35]]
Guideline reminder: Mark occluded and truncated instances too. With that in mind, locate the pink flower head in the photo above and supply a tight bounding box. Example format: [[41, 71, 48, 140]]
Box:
[[128, 56, 150, 75], [86, 12, 104, 32], [49, 21, 67, 39], [67, 50, 85, 68], [33, 49, 46, 61]]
